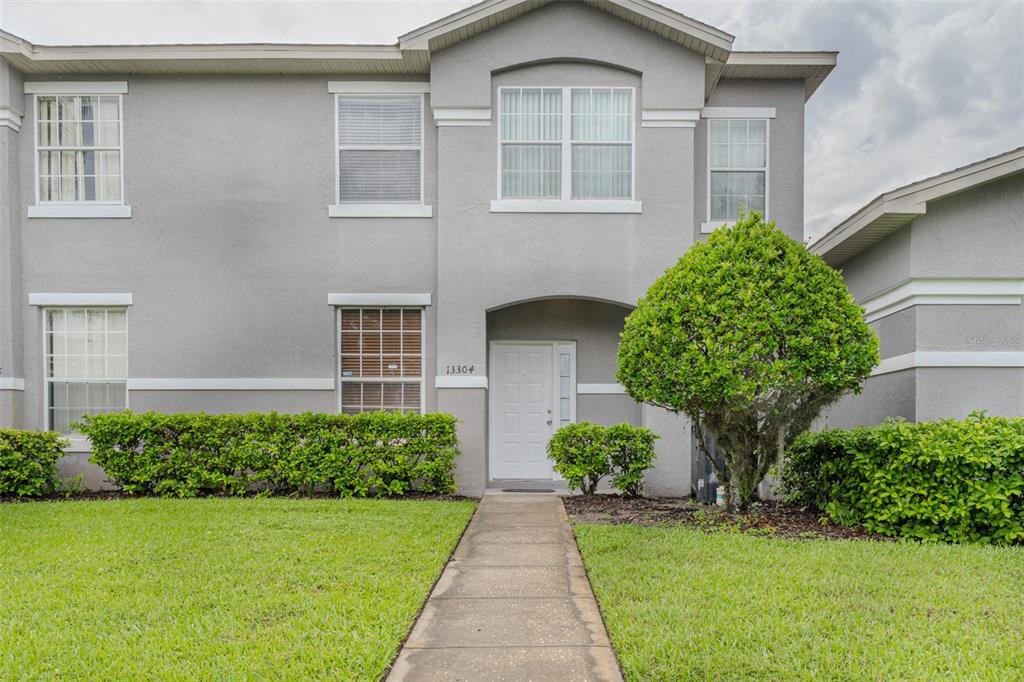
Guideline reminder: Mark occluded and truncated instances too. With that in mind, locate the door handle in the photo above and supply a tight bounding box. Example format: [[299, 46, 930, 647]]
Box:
[[546, 419, 552, 426]]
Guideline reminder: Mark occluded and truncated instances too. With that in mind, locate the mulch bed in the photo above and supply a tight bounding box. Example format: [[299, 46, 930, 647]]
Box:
[[563, 494, 890, 541]]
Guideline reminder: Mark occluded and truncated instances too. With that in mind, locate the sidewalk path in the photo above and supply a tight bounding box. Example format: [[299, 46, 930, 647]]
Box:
[[387, 492, 623, 681]]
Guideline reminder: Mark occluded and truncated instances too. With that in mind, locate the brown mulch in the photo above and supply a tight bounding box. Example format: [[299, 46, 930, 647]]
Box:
[[563, 494, 891, 541]]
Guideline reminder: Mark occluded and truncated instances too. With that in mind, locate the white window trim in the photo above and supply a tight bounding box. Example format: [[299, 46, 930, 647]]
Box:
[[41, 306, 129, 433], [334, 306, 427, 415], [702, 107, 776, 119], [703, 116, 770, 233], [29, 89, 130, 218], [494, 86, 638, 211], [330, 90, 431, 218], [29, 293, 133, 306], [327, 293, 431, 307]]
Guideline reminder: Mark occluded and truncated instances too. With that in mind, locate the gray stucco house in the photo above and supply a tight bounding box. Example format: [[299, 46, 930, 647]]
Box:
[[0, 0, 838, 494], [812, 148, 1023, 428]]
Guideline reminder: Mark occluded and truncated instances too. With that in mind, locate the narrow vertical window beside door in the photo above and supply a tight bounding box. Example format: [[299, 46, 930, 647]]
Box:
[[339, 308, 423, 414]]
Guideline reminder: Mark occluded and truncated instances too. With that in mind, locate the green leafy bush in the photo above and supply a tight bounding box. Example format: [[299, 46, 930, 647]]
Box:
[[617, 213, 878, 510], [79, 411, 459, 498], [0, 429, 68, 497], [547, 422, 657, 496], [780, 414, 1024, 545]]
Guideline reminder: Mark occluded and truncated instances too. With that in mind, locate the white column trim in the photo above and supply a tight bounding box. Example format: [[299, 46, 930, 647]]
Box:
[[25, 81, 128, 94], [701, 106, 776, 119], [0, 378, 25, 391], [327, 293, 431, 306], [640, 109, 700, 128], [861, 278, 1024, 322], [0, 105, 23, 132], [436, 376, 488, 389], [432, 107, 492, 127], [29, 293, 133, 306], [128, 378, 335, 391], [577, 383, 627, 395], [327, 81, 429, 94], [872, 351, 1024, 376]]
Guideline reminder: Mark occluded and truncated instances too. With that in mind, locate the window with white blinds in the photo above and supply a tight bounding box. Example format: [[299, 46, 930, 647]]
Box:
[[499, 87, 634, 201], [35, 94, 124, 204], [338, 308, 423, 415], [336, 94, 423, 204]]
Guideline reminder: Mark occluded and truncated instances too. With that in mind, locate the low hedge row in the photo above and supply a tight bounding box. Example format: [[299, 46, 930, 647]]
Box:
[[0, 429, 68, 497], [780, 414, 1024, 545], [78, 411, 459, 498], [546, 421, 658, 496]]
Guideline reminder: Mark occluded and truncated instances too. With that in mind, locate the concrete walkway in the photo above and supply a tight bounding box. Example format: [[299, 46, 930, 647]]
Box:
[[387, 492, 623, 681]]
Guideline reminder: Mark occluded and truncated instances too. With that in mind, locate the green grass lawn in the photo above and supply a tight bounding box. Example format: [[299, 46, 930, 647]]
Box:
[[0, 497, 475, 680], [574, 524, 1024, 681]]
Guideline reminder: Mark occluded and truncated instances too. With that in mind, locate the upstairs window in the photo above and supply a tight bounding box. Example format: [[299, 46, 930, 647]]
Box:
[[708, 119, 767, 222], [336, 94, 423, 204], [35, 94, 123, 204], [499, 87, 634, 201]]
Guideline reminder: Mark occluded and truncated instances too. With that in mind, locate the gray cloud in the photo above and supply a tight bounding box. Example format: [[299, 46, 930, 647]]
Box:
[[2, 0, 1021, 237]]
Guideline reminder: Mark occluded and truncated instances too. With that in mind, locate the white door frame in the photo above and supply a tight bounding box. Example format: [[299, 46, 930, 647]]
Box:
[[488, 340, 576, 481]]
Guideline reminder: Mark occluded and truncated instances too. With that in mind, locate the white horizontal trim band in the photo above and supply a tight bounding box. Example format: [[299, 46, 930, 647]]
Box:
[[701, 107, 776, 119], [327, 81, 429, 94], [0, 106, 23, 132], [433, 107, 492, 126], [872, 351, 1024, 376], [0, 378, 25, 391], [25, 81, 128, 94], [641, 109, 699, 128], [128, 378, 335, 391], [490, 199, 642, 214], [328, 204, 432, 218], [861, 278, 1024, 322], [436, 376, 488, 389], [28, 204, 132, 219], [700, 221, 728, 233], [29, 293, 133, 306], [327, 293, 431, 306], [577, 383, 626, 395]]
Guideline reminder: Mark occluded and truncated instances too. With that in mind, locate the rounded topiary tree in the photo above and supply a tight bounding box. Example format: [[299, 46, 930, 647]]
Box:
[[617, 213, 879, 511]]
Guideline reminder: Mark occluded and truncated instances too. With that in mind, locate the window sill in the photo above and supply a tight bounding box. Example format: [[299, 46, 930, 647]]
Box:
[[328, 204, 433, 218], [490, 199, 642, 214], [28, 204, 132, 219], [63, 435, 92, 453], [700, 221, 729, 233]]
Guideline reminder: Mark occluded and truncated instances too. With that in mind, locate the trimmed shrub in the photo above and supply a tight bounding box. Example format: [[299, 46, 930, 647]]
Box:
[[780, 414, 1024, 545], [547, 422, 657, 496], [79, 411, 459, 498], [0, 429, 68, 497]]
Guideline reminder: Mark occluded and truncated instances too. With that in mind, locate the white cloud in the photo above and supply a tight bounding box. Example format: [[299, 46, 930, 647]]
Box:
[[2, 0, 1021, 238]]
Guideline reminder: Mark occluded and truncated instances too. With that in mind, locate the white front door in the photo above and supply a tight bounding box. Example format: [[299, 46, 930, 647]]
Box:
[[489, 343, 556, 480]]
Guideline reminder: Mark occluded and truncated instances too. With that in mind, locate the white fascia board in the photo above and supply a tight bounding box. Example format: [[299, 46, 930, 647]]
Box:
[[872, 351, 1024, 376], [29, 293, 133, 306], [0, 378, 25, 391], [861, 278, 1024, 322], [490, 199, 642, 214], [128, 378, 335, 391], [328, 81, 429, 94], [24, 81, 128, 94], [701, 107, 776, 119], [327, 293, 432, 306], [577, 383, 626, 395], [435, 376, 488, 389], [27, 204, 132, 219], [640, 109, 700, 128], [328, 204, 432, 218], [433, 107, 492, 126]]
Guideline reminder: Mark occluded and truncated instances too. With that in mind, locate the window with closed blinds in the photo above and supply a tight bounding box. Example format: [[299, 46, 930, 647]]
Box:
[[337, 94, 423, 203], [338, 308, 423, 414]]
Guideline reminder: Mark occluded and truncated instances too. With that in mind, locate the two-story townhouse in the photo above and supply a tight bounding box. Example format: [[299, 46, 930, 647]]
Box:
[[0, 0, 836, 495]]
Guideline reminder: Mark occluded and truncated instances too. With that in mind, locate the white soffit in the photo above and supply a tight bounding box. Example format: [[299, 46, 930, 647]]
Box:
[[810, 147, 1024, 266], [705, 51, 837, 101]]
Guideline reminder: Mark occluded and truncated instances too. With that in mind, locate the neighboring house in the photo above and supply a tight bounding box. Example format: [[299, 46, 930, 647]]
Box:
[[0, 0, 836, 495], [811, 148, 1024, 428]]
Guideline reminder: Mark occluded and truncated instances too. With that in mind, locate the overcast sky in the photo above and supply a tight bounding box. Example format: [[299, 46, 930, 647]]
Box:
[[2, 0, 1021, 239]]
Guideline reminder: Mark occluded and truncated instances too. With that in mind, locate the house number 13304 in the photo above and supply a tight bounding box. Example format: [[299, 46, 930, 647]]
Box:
[[445, 364, 475, 375]]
